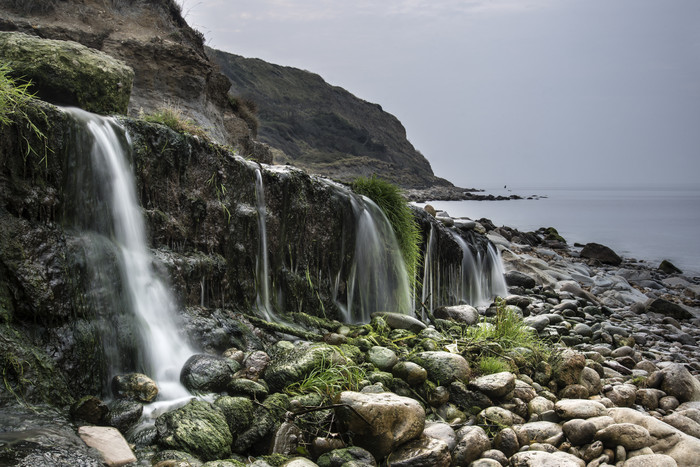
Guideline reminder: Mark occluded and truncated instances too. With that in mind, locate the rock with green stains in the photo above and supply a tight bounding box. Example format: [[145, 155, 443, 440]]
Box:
[[156, 399, 233, 461], [0, 32, 133, 115], [213, 396, 254, 436]]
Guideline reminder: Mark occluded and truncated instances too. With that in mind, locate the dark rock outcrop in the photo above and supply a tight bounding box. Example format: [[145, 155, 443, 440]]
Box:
[[580, 242, 623, 266]]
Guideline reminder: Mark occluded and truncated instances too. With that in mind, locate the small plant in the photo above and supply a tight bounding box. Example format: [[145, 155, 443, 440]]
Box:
[[351, 175, 422, 288], [0, 64, 50, 166], [142, 105, 209, 139]]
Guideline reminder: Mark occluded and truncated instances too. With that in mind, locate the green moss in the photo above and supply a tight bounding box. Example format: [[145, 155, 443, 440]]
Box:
[[351, 175, 422, 288]]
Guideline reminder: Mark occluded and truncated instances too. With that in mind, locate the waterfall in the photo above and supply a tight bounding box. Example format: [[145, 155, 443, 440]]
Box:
[[335, 193, 412, 324], [254, 168, 274, 320], [421, 225, 507, 308], [64, 108, 193, 400]]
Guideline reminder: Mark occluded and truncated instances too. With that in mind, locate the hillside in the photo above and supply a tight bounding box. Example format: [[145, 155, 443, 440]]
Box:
[[208, 48, 452, 188]]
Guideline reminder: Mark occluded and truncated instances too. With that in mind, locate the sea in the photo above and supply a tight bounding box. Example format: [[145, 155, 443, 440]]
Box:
[[414, 186, 700, 277]]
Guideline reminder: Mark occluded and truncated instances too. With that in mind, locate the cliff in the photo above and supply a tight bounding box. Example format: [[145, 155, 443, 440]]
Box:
[[208, 48, 452, 188]]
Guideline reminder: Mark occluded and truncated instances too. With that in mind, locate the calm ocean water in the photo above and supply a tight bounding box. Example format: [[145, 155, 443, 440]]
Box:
[[415, 187, 700, 277]]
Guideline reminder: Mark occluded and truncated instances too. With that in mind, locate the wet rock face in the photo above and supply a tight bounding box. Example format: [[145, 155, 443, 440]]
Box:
[[0, 32, 134, 114]]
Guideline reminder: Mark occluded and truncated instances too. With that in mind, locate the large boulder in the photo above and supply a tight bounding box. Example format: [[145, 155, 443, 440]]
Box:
[[155, 399, 232, 461], [335, 391, 425, 460], [0, 32, 133, 114], [579, 242, 622, 266], [658, 363, 700, 402]]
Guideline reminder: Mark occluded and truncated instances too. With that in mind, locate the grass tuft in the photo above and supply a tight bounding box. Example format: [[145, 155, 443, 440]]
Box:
[[142, 105, 209, 139], [284, 355, 365, 399], [351, 175, 422, 288], [0, 63, 50, 165]]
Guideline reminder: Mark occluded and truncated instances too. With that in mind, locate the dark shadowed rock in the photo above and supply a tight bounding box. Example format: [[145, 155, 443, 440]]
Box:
[[505, 270, 537, 289], [646, 298, 694, 320], [103, 399, 143, 434], [580, 243, 622, 266], [659, 260, 683, 275], [180, 353, 241, 393]]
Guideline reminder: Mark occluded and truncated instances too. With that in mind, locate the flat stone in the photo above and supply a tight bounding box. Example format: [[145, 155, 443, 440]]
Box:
[[385, 435, 450, 467], [469, 372, 516, 399], [555, 399, 607, 419], [509, 450, 585, 466], [78, 426, 136, 467], [622, 453, 678, 466], [371, 312, 427, 332]]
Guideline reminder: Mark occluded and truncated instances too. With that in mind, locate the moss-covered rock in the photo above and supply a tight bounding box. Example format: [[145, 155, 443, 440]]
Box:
[[264, 341, 346, 392], [156, 399, 233, 461], [213, 396, 254, 437], [0, 32, 133, 115]]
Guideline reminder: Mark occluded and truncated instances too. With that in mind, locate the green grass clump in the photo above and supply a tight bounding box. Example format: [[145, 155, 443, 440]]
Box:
[[463, 298, 549, 371], [477, 356, 512, 375], [351, 175, 422, 287], [142, 105, 209, 139], [284, 356, 365, 399]]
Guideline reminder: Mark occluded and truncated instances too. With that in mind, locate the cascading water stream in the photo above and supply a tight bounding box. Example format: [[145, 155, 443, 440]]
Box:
[[65, 108, 194, 402], [335, 193, 412, 323], [254, 167, 274, 320], [421, 225, 508, 308]]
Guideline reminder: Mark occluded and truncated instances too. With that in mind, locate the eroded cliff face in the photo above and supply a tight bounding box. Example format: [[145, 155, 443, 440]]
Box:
[[0, 0, 269, 159]]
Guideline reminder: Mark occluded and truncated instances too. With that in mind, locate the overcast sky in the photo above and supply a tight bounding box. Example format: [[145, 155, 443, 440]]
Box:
[[185, 0, 700, 189]]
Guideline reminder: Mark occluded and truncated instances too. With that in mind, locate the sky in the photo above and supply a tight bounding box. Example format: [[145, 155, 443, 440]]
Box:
[[184, 0, 700, 189]]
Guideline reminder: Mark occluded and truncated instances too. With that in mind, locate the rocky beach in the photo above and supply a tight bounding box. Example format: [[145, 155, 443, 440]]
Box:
[[3, 201, 700, 466], [2, 2, 700, 466]]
